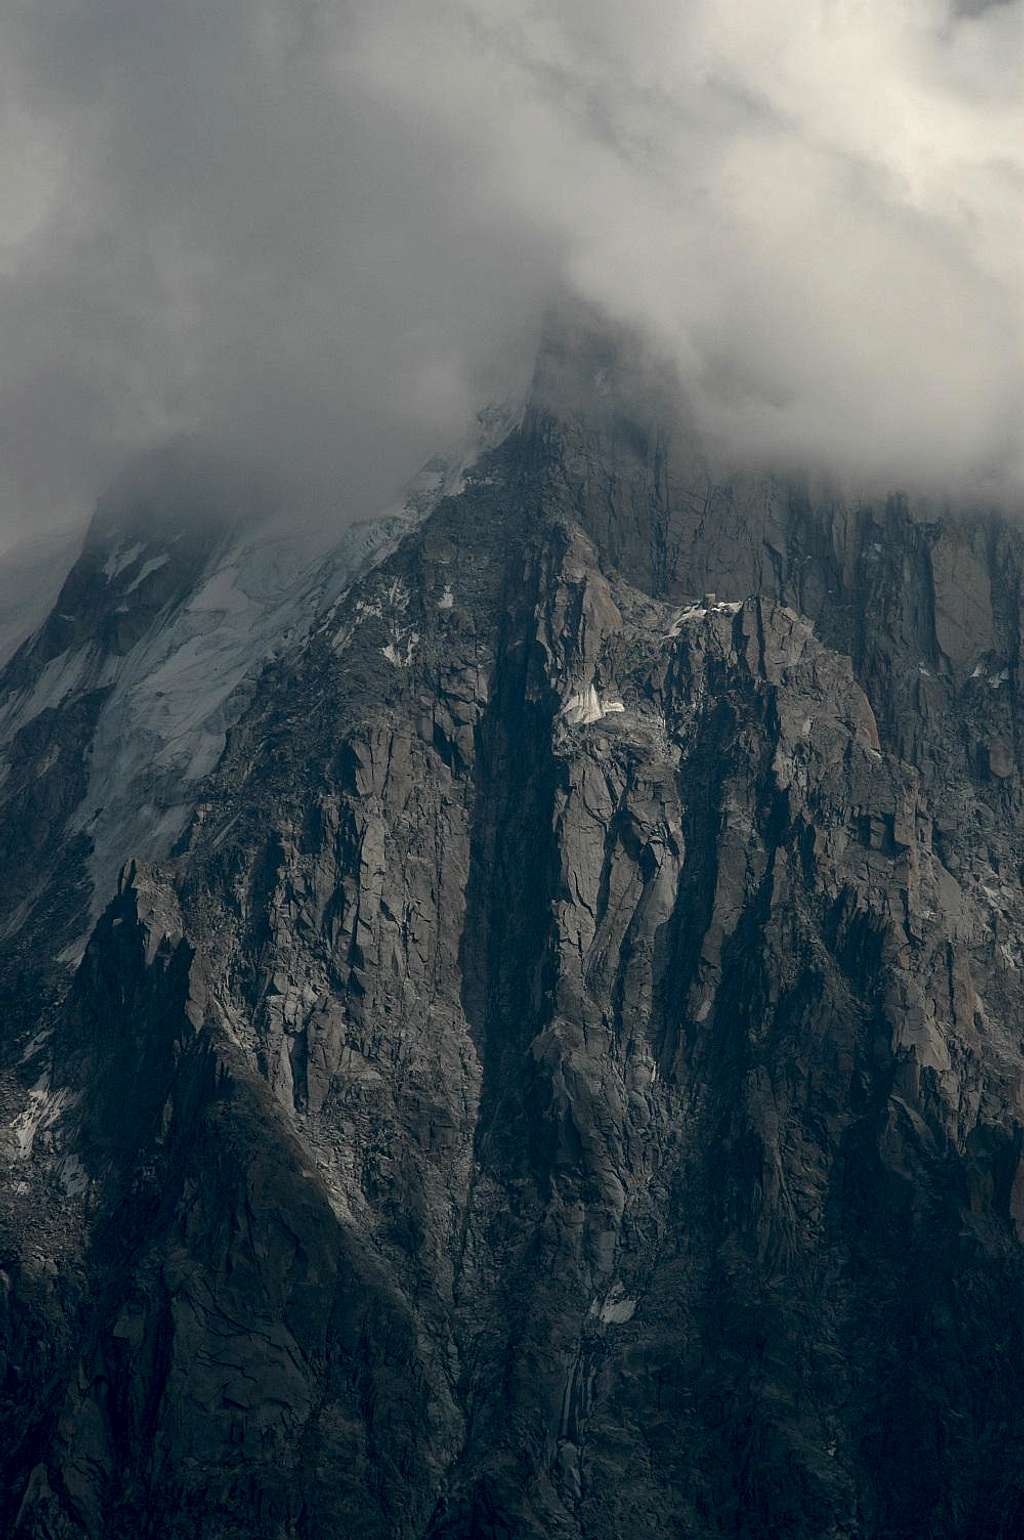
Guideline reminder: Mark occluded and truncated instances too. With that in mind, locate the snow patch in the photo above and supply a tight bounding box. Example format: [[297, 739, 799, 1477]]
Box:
[[8, 1074, 73, 1159], [19, 1027, 52, 1063], [187, 564, 251, 615], [590, 1283, 638, 1325], [561, 687, 603, 726], [123, 552, 170, 592], [103, 541, 144, 580], [382, 630, 419, 667], [561, 687, 626, 726], [667, 604, 705, 637], [667, 598, 742, 638], [2, 643, 91, 727]]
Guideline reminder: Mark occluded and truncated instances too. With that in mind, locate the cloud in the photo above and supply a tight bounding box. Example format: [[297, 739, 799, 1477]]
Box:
[[345, 0, 1024, 500], [0, 0, 550, 536], [0, 0, 1021, 540]]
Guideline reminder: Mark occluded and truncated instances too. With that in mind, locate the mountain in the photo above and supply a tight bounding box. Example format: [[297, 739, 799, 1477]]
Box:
[[0, 427, 513, 1010], [3, 318, 1024, 1539]]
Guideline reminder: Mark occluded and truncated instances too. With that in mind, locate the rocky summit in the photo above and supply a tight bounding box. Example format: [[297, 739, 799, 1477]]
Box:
[[3, 321, 1024, 1539]]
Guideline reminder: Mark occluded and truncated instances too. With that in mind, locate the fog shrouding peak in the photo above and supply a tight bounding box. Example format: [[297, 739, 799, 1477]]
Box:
[[1, 0, 1021, 539]]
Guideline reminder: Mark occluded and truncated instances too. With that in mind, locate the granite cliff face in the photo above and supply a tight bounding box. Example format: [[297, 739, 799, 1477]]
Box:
[[4, 331, 1024, 1538]]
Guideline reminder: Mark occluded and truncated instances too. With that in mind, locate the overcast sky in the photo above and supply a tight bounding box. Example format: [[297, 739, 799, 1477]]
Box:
[[1, 0, 1021, 542]]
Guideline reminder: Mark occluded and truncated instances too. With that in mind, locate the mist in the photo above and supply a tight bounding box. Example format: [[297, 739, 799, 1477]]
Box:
[[1, 0, 1021, 542]]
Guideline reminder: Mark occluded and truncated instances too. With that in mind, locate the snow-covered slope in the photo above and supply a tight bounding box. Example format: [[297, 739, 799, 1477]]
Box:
[[64, 515, 406, 932], [0, 403, 521, 961]]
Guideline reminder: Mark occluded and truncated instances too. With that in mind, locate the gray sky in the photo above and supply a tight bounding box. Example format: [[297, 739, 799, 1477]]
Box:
[[1, 0, 1022, 541]]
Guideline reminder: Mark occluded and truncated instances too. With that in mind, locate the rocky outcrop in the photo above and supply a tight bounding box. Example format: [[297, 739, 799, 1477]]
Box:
[[4, 334, 1024, 1537]]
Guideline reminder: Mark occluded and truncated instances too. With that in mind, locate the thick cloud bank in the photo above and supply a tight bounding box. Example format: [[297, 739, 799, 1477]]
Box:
[[1, 0, 1021, 536], [0, 0, 549, 535], [348, 0, 1023, 498]]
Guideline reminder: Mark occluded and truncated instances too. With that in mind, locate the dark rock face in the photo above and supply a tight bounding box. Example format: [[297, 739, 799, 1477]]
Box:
[[5, 336, 1024, 1538]]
